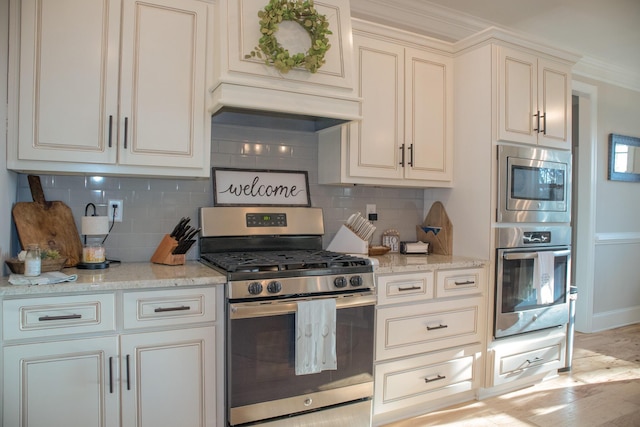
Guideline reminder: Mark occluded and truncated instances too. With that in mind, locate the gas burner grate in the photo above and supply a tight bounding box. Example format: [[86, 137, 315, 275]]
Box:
[[201, 250, 370, 273]]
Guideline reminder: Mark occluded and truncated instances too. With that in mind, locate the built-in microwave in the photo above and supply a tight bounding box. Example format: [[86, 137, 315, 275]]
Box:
[[497, 145, 572, 223]]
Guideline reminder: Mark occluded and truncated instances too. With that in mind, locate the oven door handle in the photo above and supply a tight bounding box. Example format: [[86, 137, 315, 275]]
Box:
[[229, 293, 376, 319], [503, 249, 570, 260]]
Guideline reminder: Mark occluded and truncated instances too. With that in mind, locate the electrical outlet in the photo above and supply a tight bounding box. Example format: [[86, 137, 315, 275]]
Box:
[[108, 200, 123, 222], [366, 204, 377, 221]]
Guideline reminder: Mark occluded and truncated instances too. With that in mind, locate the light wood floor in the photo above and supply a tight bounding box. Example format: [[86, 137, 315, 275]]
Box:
[[384, 323, 640, 427]]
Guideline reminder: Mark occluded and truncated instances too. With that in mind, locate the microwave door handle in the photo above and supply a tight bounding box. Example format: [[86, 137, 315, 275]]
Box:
[[503, 249, 571, 261]]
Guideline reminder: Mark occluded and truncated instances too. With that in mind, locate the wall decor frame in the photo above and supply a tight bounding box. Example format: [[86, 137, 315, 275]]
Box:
[[212, 168, 311, 206], [608, 134, 640, 182]]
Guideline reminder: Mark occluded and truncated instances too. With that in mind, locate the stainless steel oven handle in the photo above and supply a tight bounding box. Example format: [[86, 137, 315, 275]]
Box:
[[503, 249, 570, 260], [229, 292, 376, 319]]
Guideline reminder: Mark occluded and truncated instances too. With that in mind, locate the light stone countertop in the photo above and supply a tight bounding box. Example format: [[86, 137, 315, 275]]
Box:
[[0, 261, 226, 297], [0, 254, 487, 297], [371, 253, 488, 274]]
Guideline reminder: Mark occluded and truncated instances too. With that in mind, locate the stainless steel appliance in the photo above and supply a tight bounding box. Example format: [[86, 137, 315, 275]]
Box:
[[199, 207, 375, 427], [497, 145, 572, 223], [494, 226, 571, 338]]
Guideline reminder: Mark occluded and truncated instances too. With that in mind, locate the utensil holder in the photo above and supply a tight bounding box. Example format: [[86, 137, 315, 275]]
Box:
[[327, 225, 368, 254], [151, 234, 186, 266]]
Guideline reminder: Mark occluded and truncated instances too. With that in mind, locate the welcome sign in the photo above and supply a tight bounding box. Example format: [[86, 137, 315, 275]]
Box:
[[212, 168, 311, 206]]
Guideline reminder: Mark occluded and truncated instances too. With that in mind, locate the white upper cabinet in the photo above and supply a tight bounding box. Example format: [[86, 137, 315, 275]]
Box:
[[8, 0, 213, 177], [319, 21, 453, 188], [497, 45, 572, 150]]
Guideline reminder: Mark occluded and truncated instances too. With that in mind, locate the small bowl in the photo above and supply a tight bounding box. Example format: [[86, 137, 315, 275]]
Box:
[[368, 245, 391, 256]]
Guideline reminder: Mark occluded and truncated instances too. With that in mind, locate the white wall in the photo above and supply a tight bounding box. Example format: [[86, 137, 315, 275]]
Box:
[[580, 76, 640, 331]]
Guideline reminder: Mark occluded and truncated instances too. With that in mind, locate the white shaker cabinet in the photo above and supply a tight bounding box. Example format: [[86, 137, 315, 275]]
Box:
[[8, 0, 213, 178], [319, 21, 453, 188], [2, 287, 221, 427], [497, 45, 572, 150], [372, 266, 487, 426], [3, 336, 120, 427]]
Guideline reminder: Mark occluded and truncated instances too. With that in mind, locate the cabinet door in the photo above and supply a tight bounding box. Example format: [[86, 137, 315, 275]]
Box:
[[538, 58, 572, 149], [348, 34, 404, 180], [15, 0, 120, 164], [3, 336, 119, 427], [120, 326, 216, 427], [497, 46, 538, 146], [118, 0, 211, 169], [404, 48, 453, 181]]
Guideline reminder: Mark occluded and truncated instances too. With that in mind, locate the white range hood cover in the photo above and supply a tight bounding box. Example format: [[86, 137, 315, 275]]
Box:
[[212, 0, 361, 128]]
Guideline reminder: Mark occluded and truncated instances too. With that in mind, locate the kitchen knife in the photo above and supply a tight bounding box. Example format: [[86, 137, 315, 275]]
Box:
[[171, 217, 189, 238]]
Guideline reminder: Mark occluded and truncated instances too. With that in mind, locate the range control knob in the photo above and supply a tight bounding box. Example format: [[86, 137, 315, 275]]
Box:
[[267, 281, 282, 294], [350, 275, 363, 287], [334, 276, 348, 288], [247, 282, 263, 295]]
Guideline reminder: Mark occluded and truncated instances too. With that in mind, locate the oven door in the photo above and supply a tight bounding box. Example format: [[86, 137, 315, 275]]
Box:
[[495, 247, 571, 338], [227, 292, 376, 426]]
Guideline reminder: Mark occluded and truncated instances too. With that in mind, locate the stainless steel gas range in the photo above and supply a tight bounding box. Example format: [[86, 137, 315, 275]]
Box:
[[199, 207, 375, 427]]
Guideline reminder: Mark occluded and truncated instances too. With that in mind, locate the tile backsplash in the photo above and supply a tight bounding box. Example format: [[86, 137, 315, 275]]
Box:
[[13, 122, 427, 262]]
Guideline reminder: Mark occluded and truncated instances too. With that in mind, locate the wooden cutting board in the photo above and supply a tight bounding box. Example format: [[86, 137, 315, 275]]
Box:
[[12, 175, 83, 267], [416, 201, 453, 255]]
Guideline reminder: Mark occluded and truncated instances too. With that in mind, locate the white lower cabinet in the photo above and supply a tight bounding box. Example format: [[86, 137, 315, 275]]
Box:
[[486, 327, 566, 390], [374, 345, 481, 416], [120, 326, 216, 427], [2, 286, 222, 427], [373, 266, 487, 425], [3, 336, 120, 427]]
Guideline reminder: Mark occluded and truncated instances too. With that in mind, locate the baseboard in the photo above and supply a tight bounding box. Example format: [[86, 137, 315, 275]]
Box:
[[591, 306, 640, 332]]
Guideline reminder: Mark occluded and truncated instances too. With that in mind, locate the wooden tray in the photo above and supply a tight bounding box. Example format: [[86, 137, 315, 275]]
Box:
[[368, 246, 391, 256], [5, 258, 68, 274]]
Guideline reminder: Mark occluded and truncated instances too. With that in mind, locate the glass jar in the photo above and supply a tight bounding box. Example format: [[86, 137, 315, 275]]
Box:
[[24, 244, 41, 277], [83, 243, 106, 263]]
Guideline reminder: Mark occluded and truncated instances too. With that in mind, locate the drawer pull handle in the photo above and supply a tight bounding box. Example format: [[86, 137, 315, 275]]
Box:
[[126, 354, 131, 391], [426, 324, 448, 331], [398, 285, 422, 292], [154, 305, 191, 313], [38, 314, 82, 322], [454, 280, 475, 286], [424, 374, 446, 384], [108, 357, 114, 394], [526, 357, 544, 365]]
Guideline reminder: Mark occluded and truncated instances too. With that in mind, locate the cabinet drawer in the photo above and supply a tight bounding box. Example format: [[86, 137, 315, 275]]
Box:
[[374, 345, 480, 415], [436, 267, 485, 298], [2, 294, 116, 340], [123, 287, 217, 329], [490, 329, 565, 386], [377, 272, 434, 306], [376, 297, 482, 361]]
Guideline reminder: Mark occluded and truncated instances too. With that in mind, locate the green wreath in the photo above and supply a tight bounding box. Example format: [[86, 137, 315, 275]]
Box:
[[245, 0, 332, 74]]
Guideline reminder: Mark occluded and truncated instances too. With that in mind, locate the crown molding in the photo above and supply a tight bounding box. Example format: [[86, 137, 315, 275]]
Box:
[[349, 0, 640, 93]]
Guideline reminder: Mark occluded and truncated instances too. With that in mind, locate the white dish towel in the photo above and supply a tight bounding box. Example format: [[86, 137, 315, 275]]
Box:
[[295, 299, 337, 375], [534, 252, 555, 304]]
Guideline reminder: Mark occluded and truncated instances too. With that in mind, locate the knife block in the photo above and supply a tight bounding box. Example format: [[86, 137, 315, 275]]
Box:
[[327, 225, 368, 254], [151, 234, 186, 266]]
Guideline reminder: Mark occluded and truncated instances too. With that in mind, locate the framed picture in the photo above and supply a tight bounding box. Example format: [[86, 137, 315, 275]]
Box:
[[212, 168, 311, 206]]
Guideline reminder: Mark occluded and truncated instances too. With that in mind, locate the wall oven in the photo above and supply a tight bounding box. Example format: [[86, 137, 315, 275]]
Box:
[[497, 145, 571, 223], [495, 226, 571, 338]]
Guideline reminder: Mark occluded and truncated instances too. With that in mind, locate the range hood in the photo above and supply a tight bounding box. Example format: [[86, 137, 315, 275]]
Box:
[[212, 0, 361, 130]]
